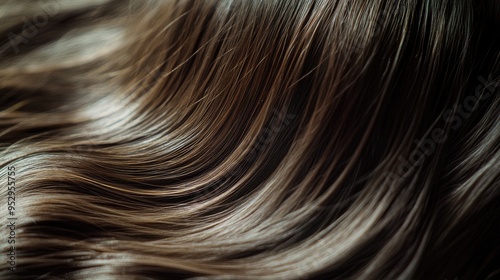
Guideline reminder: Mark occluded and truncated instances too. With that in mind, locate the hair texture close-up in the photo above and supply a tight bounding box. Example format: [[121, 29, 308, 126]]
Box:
[[0, 0, 499, 279]]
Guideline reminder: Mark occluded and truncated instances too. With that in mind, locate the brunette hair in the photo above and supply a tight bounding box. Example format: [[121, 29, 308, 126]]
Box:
[[0, 0, 499, 279]]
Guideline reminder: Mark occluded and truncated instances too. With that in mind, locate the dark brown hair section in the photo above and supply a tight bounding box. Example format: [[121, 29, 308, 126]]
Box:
[[0, 0, 499, 279]]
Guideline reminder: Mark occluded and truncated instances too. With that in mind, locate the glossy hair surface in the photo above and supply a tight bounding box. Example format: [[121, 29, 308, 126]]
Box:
[[0, 0, 499, 279]]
